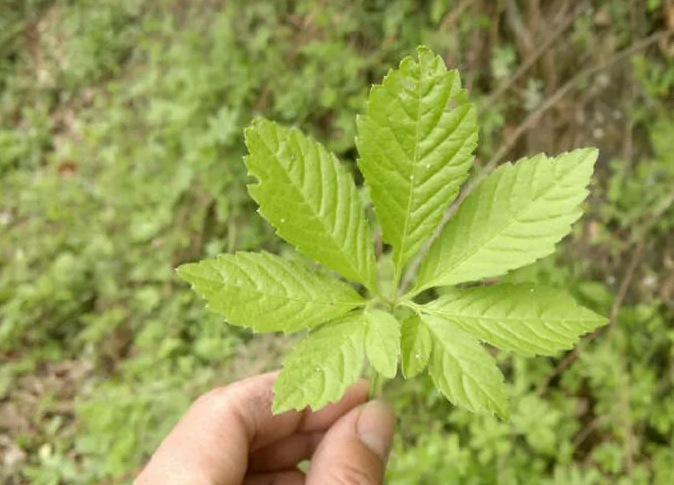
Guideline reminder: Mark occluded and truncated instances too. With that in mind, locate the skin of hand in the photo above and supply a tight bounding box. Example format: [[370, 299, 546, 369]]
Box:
[[134, 371, 395, 485]]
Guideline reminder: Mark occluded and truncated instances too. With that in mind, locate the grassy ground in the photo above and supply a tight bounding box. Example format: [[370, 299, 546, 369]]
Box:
[[1, 0, 674, 483]]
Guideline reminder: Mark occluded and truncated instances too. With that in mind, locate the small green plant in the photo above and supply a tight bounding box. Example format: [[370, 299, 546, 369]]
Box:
[[178, 46, 608, 418]]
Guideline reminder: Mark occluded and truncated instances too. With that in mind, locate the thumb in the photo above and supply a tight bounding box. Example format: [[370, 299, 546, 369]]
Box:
[[306, 399, 395, 485]]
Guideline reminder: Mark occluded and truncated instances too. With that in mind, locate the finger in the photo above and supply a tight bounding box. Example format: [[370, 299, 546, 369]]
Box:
[[248, 432, 323, 473], [306, 400, 394, 485], [297, 381, 368, 433], [135, 372, 368, 485], [243, 470, 305, 485]]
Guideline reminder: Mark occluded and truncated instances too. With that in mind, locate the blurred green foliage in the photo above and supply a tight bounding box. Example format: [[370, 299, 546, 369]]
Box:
[[1, 0, 673, 484]]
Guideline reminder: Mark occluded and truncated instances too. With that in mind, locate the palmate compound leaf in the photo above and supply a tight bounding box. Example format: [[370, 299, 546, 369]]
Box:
[[273, 312, 367, 414], [176, 252, 364, 333], [365, 309, 401, 379], [423, 314, 509, 418], [356, 46, 478, 282], [245, 119, 377, 290], [413, 148, 599, 294], [400, 314, 432, 378], [422, 284, 609, 356]]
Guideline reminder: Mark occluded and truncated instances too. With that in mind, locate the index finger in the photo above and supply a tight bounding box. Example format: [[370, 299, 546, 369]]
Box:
[[134, 371, 368, 485]]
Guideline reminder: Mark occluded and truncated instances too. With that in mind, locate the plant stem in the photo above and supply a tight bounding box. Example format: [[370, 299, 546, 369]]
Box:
[[399, 288, 422, 303], [367, 369, 384, 401], [391, 273, 402, 302]]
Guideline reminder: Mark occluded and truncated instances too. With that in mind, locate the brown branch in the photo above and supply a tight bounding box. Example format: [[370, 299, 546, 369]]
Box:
[[611, 243, 645, 325], [619, 352, 634, 474], [574, 415, 608, 450], [629, 188, 674, 245], [478, 1, 588, 115], [476, 29, 673, 200], [439, 0, 478, 31]]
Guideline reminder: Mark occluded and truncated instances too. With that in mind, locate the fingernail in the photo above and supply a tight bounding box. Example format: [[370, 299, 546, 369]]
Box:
[[356, 400, 395, 460]]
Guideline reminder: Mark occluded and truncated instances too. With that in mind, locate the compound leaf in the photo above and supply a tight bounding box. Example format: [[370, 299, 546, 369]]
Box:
[[245, 118, 376, 289], [414, 148, 598, 293], [424, 314, 509, 418], [400, 314, 432, 378], [365, 310, 401, 378], [356, 46, 477, 281], [273, 313, 366, 413], [423, 284, 609, 356], [177, 252, 364, 333]]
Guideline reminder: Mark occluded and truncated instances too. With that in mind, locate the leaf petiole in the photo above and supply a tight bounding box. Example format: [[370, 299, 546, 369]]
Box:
[[399, 287, 423, 302], [367, 366, 385, 400], [397, 299, 421, 314]]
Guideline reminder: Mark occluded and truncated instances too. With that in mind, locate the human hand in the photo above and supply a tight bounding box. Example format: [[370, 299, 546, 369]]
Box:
[[134, 371, 395, 485]]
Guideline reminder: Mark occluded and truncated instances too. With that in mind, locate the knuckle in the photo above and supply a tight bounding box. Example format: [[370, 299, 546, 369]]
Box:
[[193, 385, 229, 410], [193, 383, 271, 419], [191, 386, 247, 431], [191, 383, 276, 444]]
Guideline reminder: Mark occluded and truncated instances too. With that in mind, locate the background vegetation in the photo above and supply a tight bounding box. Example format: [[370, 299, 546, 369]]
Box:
[[1, 0, 673, 483]]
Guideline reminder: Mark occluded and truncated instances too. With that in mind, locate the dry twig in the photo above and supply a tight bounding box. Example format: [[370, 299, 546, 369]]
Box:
[[479, 1, 588, 115]]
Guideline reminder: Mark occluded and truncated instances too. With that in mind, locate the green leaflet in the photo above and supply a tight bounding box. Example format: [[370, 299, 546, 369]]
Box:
[[273, 313, 366, 413], [176, 252, 364, 333], [424, 314, 509, 418], [423, 284, 608, 356], [356, 46, 477, 283], [365, 310, 401, 378], [400, 314, 432, 378], [179, 45, 606, 419], [414, 148, 598, 293], [245, 118, 377, 289]]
